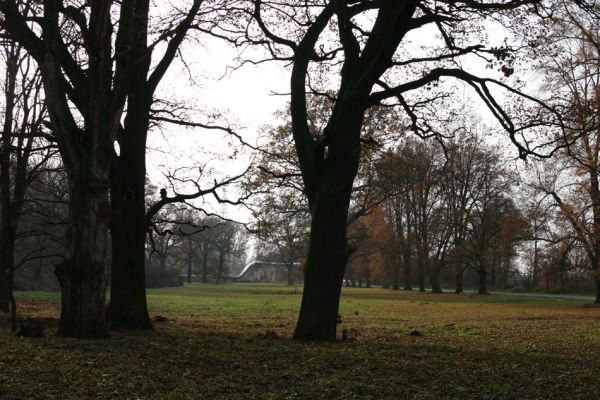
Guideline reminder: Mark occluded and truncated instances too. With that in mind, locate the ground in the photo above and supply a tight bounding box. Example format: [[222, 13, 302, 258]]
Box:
[[1, 283, 599, 399]]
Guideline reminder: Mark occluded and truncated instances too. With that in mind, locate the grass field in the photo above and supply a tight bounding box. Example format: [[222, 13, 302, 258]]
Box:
[[1, 283, 600, 399]]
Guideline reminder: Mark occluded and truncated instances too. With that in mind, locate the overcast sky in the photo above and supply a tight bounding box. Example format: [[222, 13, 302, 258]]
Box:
[[143, 12, 546, 225]]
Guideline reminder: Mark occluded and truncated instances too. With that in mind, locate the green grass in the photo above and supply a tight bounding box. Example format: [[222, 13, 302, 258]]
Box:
[[2, 283, 600, 399]]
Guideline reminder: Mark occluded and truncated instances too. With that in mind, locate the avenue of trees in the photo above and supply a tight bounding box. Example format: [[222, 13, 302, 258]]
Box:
[[0, 0, 599, 341]]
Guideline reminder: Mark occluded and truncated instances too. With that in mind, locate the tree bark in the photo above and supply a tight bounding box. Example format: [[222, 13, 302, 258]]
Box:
[[417, 255, 426, 292], [477, 260, 488, 295], [108, 161, 152, 329], [0, 43, 17, 313], [55, 175, 111, 338], [429, 265, 442, 293], [455, 266, 464, 294], [0, 208, 12, 315], [294, 193, 349, 341]]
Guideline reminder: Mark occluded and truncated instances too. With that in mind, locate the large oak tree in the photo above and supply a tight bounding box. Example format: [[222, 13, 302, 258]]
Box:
[[243, 0, 554, 340], [0, 0, 203, 336]]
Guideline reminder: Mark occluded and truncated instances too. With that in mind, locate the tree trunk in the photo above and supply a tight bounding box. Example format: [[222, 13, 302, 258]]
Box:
[[392, 250, 400, 290], [108, 163, 152, 330], [0, 237, 12, 312], [287, 264, 295, 286], [0, 45, 16, 313], [403, 249, 412, 291], [477, 261, 488, 295], [202, 242, 209, 283], [293, 194, 349, 341], [0, 226, 10, 313], [0, 275, 8, 312], [55, 177, 111, 338], [417, 256, 425, 292], [455, 266, 464, 294], [491, 255, 497, 288], [216, 251, 224, 285], [429, 263, 442, 293], [0, 220, 16, 313], [187, 237, 193, 284]]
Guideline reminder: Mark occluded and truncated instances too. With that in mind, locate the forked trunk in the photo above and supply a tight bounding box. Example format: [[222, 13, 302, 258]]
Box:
[[56, 178, 111, 337], [294, 194, 349, 341]]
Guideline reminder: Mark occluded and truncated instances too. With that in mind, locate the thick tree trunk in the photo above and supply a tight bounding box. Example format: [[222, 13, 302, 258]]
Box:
[[477, 261, 488, 295], [430, 267, 442, 294], [0, 47, 16, 313], [455, 267, 464, 294], [0, 276, 8, 312], [55, 178, 111, 338], [0, 227, 10, 313], [595, 278, 600, 304], [0, 225, 16, 312], [287, 264, 295, 286], [108, 164, 152, 329], [0, 198, 11, 314], [294, 194, 349, 341]]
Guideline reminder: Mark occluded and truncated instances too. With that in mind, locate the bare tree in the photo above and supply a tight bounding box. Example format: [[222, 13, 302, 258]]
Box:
[[0, 1, 212, 335], [0, 34, 52, 327], [532, 1, 600, 301], [236, 0, 558, 340]]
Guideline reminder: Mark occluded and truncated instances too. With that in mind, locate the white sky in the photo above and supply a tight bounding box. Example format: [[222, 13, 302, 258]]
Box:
[[144, 10, 549, 226]]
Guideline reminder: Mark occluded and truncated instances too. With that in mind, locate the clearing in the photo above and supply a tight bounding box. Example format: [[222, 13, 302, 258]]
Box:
[[1, 283, 599, 399]]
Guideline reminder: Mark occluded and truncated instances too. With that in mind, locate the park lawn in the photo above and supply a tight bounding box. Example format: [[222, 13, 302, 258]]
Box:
[[1, 283, 599, 399]]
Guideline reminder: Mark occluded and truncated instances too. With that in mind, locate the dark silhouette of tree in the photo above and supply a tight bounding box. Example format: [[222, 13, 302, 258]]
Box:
[[0, 0, 212, 336], [529, 1, 600, 302], [0, 34, 53, 327], [240, 0, 556, 340]]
